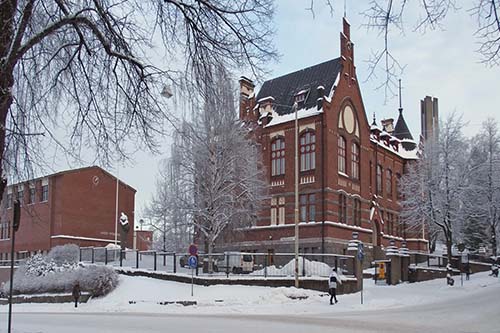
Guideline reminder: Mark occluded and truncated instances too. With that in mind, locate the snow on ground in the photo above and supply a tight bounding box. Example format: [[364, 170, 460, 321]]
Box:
[[1, 271, 499, 316]]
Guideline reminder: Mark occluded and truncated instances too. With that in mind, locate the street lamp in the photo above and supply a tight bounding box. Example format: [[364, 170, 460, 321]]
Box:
[[293, 101, 299, 288]]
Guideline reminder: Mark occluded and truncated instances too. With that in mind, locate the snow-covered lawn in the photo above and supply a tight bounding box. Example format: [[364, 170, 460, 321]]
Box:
[[1, 271, 498, 316]]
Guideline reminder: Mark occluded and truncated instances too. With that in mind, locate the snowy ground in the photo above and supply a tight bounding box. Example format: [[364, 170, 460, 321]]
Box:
[[0, 271, 499, 332]]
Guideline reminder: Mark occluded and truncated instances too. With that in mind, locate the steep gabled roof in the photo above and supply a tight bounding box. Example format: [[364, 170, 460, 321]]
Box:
[[255, 58, 342, 115]]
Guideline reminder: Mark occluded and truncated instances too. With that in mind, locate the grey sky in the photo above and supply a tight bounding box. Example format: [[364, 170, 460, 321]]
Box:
[[116, 2, 499, 220]]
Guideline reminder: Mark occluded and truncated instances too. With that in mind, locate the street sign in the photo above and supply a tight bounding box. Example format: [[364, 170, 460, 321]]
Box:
[[357, 243, 364, 261], [188, 255, 198, 269], [188, 244, 198, 256]]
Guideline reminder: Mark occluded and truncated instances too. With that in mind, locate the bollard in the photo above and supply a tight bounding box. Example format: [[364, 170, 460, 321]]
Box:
[[226, 253, 229, 278], [264, 255, 268, 278], [302, 256, 306, 277], [79, 248, 82, 262], [136, 250, 139, 269], [154, 252, 157, 271], [91, 248, 94, 264], [105, 248, 108, 265], [173, 253, 177, 273], [120, 250, 123, 267]]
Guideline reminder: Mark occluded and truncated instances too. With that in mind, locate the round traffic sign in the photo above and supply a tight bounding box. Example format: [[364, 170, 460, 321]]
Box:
[[188, 244, 198, 256], [188, 255, 198, 269]]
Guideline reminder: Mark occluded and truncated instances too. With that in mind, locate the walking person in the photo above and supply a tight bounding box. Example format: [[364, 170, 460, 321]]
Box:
[[72, 282, 81, 308], [328, 268, 342, 305]]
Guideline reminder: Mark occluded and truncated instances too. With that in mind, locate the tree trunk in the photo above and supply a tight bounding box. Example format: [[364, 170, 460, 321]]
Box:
[[491, 226, 497, 257], [207, 238, 214, 274], [445, 232, 453, 266]]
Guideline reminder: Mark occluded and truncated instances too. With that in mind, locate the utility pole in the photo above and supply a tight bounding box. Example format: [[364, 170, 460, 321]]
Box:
[[294, 102, 299, 288], [8, 199, 21, 333]]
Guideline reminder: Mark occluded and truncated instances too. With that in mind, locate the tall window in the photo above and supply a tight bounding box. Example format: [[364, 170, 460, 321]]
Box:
[[28, 187, 35, 204], [396, 173, 402, 199], [300, 132, 315, 171], [351, 143, 360, 180], [271, 197, 285, 226], [386, 212, 394, 235], [338, 136, 346, 174], [270, 197, 277, 226], [376, 164, 383, 196], [300, 194, 315, 222], [271, 138, 285, 176], [6, 193, 12, 209], [353, 198, 361, 226], [17, 187, 24, 205], [41, 184, 49, 202], [386, 169, 393, 199], [338, 193, 347, 224]]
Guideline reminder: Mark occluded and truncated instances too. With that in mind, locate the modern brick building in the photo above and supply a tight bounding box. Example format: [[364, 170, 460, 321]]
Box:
[[229, 18, 428, 261], [0, 166, 136, 260]]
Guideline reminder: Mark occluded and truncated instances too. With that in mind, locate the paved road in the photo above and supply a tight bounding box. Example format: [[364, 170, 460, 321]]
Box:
[[1, 286, 498, 333]]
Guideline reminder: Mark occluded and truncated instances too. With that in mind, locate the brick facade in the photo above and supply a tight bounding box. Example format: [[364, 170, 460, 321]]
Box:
[[0, 166, 136, 260], [228, 18, 428, 258]]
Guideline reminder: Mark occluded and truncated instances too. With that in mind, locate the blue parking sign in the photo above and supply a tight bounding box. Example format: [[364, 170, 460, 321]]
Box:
[[188, 255, 198, 269]]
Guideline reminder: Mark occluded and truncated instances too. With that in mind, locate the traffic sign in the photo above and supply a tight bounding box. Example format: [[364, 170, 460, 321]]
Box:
[[357, 243, 364, 261], [188, 255, 198, 269], [188, 244, 198, 256]]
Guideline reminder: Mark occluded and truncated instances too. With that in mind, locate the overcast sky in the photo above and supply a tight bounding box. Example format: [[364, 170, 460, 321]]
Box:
[[112, 1, 500, 221]]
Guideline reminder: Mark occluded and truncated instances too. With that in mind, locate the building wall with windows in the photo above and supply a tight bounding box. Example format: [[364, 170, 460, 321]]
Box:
[[230, 17, 428, 259], [0, 166, 136, 261]]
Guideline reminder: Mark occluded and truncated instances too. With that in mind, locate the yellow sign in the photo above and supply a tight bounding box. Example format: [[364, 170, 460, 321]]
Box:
[[378, 262, 386, 279]]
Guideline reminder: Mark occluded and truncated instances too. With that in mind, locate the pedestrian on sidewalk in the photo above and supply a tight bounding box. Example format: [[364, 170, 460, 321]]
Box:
[[328, 268, 342, 305], [72, 282, 81, 308]]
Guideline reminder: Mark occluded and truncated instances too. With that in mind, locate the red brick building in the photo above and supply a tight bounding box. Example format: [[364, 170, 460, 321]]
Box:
[[231, 18, 428, 260], [0, 166, 136, 260]]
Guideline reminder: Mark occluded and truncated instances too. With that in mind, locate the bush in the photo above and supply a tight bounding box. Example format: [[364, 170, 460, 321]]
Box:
[[2, 251, 118, 297], [48, 244, 79, 265]]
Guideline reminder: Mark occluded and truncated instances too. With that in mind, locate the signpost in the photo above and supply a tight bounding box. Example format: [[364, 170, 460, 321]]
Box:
[[357, 242, 364, 305], [187, 244, 198, 297], [458, 243, 465, 287]]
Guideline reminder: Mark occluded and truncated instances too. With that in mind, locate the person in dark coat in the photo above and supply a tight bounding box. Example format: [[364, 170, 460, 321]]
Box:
[[72, 282, 81, 308], [328, 268, 342, 305]]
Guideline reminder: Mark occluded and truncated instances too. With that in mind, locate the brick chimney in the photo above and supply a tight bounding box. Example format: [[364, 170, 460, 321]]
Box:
[[381, 118, 395, 134], [239, 76, 256, 121]]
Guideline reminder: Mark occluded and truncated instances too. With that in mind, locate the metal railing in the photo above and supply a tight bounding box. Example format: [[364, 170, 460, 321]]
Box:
[[78, 247, 356, 278]]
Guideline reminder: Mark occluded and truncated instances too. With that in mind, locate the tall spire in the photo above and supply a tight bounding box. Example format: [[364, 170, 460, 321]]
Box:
[[372, 112, 377, 126], [398, 79, 403, 114], [344, 0, 347, 17]]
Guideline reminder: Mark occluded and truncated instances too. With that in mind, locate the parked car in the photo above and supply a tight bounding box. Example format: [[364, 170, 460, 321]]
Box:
[[218, 252, 254, 274]]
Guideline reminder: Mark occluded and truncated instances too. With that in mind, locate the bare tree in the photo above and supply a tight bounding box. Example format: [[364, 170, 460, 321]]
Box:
[[400, 113, 469, 263], [144, 127, 193, 253], [165, 67, 266, 273], [465, 118, 500, 256], [0, 0, 276, 198]]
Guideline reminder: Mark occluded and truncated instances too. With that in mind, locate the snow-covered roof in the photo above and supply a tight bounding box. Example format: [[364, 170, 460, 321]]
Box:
[[264, 106, 323, 128]]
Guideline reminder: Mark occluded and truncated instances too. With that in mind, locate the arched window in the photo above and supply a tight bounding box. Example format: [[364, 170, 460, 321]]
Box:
[[376, 164, 383, 196], [338, 193, 347, 224], [353, 198, 361, 226], [338, 136, 346, 174], [271, 137, 285, 176], [300, 131, 315, 171], [386, 169, 393, 199], [351, 142, 360, 180]]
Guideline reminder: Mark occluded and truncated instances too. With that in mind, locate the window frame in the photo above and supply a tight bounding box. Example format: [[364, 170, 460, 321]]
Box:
[[299, 193, 316, 222], [338, 193, 347, 224], [271, 137, 285, 176], [300, 131, 316, 172], [338, 136, 346, 174], [376, 164, 383, 196], [351, 142, 360, 180], [386, 169, 393, 199]]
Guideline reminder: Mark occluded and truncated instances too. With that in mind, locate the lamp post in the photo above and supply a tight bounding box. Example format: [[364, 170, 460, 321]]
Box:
[[293, 101, 299, 288]]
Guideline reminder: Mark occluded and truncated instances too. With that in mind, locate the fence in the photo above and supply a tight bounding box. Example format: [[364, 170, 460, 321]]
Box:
[[78, 247, 355, 278]]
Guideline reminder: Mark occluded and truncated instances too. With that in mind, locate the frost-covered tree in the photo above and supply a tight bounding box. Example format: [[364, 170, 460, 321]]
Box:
[[164, 67, 266, 273], [400, 113, 470, 263], [0, 0, 276, 200], [145, 137, 193, 253], [465, 118, 500, 256]]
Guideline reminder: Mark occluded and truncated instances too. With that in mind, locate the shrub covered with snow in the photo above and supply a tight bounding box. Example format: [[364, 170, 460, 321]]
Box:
[[48, 244, 79, 265], [2, 251, 118, 297]]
